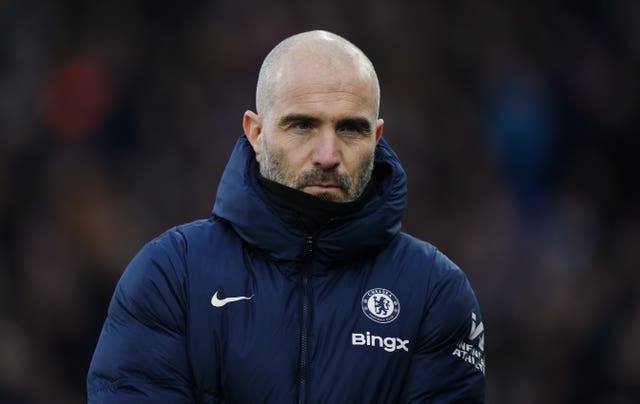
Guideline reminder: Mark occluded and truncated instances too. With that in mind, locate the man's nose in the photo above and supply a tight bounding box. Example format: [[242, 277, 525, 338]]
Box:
[[311, 131, 340, 169]]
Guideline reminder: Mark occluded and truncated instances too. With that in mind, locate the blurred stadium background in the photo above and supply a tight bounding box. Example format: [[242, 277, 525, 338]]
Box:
[[1, 0, 638, 402]]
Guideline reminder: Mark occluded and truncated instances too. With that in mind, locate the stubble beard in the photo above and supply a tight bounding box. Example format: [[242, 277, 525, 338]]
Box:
[[259, 135, 375, 202]]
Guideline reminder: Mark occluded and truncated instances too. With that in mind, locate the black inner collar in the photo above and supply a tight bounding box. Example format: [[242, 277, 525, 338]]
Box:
[[256, 169, 375, 227]]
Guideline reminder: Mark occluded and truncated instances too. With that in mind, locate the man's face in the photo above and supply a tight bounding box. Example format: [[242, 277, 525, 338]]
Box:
[[246, 50, 383, 203]]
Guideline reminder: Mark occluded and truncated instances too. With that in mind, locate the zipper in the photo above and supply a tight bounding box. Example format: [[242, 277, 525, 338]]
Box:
[[297, 235, 314, 404]]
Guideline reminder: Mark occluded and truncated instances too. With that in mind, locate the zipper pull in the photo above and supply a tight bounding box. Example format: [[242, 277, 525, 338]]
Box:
[[303, 235, 313, 255]]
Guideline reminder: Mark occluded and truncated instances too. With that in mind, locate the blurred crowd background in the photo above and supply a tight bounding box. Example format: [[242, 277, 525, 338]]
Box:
[[1, 0, 638, 402]]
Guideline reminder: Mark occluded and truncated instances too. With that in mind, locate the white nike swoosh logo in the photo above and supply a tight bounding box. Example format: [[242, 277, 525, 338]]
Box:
[[210, 291, 253, 307]]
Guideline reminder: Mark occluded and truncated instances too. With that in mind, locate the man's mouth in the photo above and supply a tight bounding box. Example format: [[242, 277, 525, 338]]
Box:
[[310, 183, 339, 188], [296, 170, 350, 194], [303, 184, 342, 193]]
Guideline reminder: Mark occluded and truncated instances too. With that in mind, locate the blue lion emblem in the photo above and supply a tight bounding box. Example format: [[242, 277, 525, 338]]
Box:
[[362, 288, 400, 324], [374, 296, 390, 315]]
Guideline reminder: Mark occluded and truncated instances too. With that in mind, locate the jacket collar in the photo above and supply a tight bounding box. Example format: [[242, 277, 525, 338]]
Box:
[[212, 135, 407, 267]]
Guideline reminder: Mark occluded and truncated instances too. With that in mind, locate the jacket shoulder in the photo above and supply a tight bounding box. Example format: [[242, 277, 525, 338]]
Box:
[[170, 216, 233, 248], [391, 232, 468, 286], [113, 217, 234, 314], [148, 216, 239, 261]]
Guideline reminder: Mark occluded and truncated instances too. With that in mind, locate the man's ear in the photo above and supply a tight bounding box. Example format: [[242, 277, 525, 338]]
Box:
[[243, 110, 262, 162], [375, 118, 384, 143]]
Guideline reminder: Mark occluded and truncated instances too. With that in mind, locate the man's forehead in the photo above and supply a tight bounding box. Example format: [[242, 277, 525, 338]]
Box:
[[269, 84, 377, 122], [277, 78, 374, 101]]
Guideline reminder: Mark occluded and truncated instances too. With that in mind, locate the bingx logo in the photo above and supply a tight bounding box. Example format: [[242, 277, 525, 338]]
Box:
[[352, 331, 409, 353]]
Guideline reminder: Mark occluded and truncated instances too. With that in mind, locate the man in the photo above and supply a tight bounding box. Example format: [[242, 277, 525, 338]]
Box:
[[88, 30, 486, 403]]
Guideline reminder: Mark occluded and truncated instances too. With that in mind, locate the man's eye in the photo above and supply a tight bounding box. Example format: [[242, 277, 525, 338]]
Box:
[[337, 120, 371, 136], [339, 126, 369, 137], [341, 125, 359, 133], [294, 122, 312, 130]]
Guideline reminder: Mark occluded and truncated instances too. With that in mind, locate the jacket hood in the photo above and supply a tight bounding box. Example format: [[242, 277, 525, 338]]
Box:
[[212, 135, 407, 266]]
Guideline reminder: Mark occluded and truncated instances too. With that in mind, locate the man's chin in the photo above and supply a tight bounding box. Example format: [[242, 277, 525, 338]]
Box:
[[303, 187, 346, 202], [313, 192, 343, 202]]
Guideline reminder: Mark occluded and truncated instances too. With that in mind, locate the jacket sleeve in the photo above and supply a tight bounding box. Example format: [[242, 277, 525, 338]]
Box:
[[87, 231, 195, 403], [400, 252, 486, 403]]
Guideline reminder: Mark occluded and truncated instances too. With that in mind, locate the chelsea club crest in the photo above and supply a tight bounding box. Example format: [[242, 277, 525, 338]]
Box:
[[361, 288, 400, 324]]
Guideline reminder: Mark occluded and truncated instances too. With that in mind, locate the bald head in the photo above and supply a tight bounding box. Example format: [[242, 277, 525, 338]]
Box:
[[255, 30, 380, 121], [243, 30, 385, 202]]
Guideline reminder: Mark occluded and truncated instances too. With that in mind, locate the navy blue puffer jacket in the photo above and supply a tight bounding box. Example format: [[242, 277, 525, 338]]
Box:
[[87, 136, 485, 403]]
